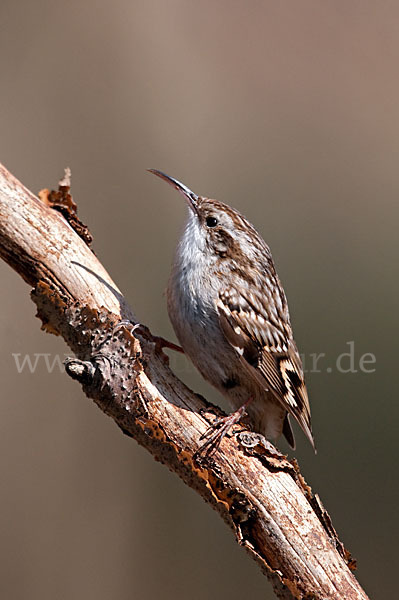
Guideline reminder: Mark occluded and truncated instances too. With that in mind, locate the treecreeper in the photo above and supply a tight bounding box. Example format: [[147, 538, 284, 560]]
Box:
[[150, 169, 315, 454]]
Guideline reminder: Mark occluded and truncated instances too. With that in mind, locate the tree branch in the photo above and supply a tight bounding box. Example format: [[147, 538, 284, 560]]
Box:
[[0, 163, 369, 600]]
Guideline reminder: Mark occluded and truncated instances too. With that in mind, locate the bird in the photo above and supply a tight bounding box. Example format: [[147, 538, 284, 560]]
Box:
[[149, 169, 315, 453]]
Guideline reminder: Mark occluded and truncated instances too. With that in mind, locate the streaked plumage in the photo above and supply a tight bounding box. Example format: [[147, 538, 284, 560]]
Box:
[[150, 170, 315, 451]]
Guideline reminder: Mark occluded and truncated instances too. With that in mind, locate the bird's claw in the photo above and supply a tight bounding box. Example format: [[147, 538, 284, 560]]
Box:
[[112, 320, 183, 363], [195, 401, 250, 458]]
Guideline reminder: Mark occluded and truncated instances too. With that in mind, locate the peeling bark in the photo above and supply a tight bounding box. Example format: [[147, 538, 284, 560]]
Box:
[[0, 163, 369, 600]]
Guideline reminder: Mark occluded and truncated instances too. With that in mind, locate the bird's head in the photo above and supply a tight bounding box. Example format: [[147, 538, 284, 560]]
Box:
[[149, 169, 261, 261]]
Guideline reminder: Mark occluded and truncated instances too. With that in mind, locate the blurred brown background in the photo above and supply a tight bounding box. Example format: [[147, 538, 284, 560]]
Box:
[[0, 2, 397, 599]]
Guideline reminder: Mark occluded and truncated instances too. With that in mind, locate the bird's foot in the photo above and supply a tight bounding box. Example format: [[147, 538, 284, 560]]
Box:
[[195, 399, 252, 458], [152, 336, 184, 355], [113, 320, 183, 361], [113, 319, 140, 335]]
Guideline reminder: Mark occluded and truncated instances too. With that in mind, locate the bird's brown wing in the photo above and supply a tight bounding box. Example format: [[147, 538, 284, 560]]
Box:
[[217, 286, 314, 449]]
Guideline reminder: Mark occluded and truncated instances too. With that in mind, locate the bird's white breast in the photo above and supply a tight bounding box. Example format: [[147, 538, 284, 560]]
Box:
[[166, 214, 237, 386]]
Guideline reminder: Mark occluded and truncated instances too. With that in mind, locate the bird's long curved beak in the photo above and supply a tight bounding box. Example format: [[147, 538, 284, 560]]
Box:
[[148, 169, 199, 214]]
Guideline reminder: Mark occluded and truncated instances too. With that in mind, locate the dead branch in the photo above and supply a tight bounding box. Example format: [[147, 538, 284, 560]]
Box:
[[0, 163, 369, 600]]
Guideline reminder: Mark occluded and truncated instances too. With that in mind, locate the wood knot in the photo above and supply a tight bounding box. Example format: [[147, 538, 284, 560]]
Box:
[[64, 358, 96, 384]]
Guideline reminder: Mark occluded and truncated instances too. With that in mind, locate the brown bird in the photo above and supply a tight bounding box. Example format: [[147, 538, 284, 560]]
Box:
[[150, 170, 315, 453]]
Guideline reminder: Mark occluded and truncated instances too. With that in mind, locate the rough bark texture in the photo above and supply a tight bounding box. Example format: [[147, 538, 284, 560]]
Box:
[[0, 163, 369, 600]]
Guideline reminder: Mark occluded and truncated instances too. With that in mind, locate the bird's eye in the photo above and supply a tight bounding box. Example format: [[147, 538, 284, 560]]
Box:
[[206, 216, 218, 228]]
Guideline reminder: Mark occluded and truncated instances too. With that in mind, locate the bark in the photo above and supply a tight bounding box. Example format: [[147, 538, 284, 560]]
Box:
[[0, 162, 369, 600]]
